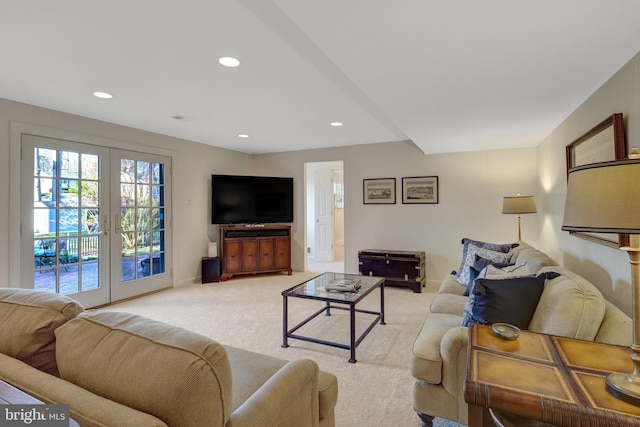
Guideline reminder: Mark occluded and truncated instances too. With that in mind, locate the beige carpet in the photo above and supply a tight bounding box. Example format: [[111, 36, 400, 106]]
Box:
[[99, 271, 464, 427]]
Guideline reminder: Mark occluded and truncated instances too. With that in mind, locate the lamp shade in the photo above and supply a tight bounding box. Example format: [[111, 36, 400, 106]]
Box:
[[502, 195, 537, 215], [562, 160, 640, 234]]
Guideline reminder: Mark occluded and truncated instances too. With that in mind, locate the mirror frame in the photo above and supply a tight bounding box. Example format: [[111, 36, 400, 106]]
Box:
[[565, 113, 628, 248]]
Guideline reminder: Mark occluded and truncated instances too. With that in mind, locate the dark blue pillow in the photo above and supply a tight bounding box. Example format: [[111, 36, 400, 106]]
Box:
[[463, 274, 547, 329]]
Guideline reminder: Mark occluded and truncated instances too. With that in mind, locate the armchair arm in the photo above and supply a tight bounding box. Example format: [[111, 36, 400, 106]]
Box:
[[226, 358, 320, 427], [440, 326, 469, 397]]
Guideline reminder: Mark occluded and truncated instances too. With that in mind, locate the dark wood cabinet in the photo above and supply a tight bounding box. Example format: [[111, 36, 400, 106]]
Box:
[[274, 237, 291, 270], [358, 249, 426, 293], [259, 239, 274, 270], [220, 225, 292, 281]]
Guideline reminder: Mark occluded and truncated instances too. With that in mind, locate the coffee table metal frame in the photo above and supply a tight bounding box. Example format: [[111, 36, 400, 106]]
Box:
[[282, 272, 385, 363]]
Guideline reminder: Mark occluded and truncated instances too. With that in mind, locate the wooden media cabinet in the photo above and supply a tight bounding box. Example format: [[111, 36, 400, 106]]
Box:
[[220, 225, 292, 281]]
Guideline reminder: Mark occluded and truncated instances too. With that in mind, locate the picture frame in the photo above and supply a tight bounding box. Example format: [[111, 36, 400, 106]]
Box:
[[565, 113, 628, 248], [363, 178, 396, 204], [402, 176, 439, 204]]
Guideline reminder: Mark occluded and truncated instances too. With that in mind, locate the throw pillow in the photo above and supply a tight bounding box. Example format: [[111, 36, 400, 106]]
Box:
[[484, 263, 531, 279], [464, 258, 514, 296], [461, 272, 560, 329], [456, 238, 518, 276], [461, 272, 558, 329], [457, 244, 512, 289]]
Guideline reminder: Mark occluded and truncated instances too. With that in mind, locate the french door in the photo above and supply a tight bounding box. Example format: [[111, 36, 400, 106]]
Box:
[[110, 149, 172, 302], [21, 135, 172, 308]]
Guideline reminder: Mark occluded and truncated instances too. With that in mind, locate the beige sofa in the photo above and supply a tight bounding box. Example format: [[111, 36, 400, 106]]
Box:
[[0, 288, 338, 427], [410, 241, 633, 427]]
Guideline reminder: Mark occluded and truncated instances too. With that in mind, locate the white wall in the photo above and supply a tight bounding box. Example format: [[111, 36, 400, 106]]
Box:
[[537, 51, 640, 316], [0, 98, 254, 288], [255, 142, 538, 284]]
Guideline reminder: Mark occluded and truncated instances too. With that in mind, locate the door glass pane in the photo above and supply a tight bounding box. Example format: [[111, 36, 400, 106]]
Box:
[[121, 184, 135, 205], [137, 161, 150, 183], [81, 154, 99, 180], [152, 163, 162, 184], [33, 147, 101, 295], [120, 158, 166, 281], [152, 186, 163, 205], [63, 180, 79, 206], [82, 181, 99, 206], [137, 184, 150, 206], [82, 209, 100, 234], [137, 209, 151, 230], [60, 151, 79, 179]]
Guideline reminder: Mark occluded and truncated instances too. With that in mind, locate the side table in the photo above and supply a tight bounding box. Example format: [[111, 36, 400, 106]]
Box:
[[464, 323, 640, 427], [202, 257, 221, 283]]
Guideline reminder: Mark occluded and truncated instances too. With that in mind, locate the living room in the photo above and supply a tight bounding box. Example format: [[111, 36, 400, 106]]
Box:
[[2, 49, 639, 314], [2, 2, 640, 426]]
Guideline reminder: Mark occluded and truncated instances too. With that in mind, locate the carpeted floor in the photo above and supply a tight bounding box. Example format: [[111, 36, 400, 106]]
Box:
[[99, 271, 465, 427]]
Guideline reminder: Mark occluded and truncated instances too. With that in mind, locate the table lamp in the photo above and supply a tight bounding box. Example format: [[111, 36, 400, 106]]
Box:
[[562, 159, 640, 405], [502, 194, 537, 241]]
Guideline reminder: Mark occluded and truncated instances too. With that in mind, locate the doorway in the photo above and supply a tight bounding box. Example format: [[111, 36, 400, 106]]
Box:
[[20, 134, 172, 308], [305, 161, 344, 273]]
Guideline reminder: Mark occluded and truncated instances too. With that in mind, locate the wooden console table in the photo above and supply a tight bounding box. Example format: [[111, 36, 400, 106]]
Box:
[[464, 323, 640, 427]]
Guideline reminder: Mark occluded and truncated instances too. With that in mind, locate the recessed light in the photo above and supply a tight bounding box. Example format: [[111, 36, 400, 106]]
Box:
[[330, 122, 343, 127], [93, 91, 113, 99], [238, 134, 249, 138], [219, 57, 240, 67]]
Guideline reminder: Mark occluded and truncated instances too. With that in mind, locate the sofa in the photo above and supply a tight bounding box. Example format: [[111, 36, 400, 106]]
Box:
[[410, 240, 633, 427], [0, 288, 338, 427]]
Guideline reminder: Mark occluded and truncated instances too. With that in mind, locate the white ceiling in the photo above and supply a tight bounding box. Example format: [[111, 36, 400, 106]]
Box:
[[2, 1, 640, 155]]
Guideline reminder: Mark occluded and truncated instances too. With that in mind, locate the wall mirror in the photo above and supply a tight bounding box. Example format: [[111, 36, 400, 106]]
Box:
[[565, 113, 628, 247]]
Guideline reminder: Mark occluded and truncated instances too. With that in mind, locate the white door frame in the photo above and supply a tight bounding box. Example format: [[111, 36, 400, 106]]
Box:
[[9, 122, 175, 307]]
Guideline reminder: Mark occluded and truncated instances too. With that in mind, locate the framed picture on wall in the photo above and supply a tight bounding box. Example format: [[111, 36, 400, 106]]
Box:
[[363, 178, 396, 204], [402, 176, 439, 204]]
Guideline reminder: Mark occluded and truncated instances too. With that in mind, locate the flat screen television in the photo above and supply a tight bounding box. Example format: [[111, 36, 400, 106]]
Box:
[[211, 174, 294, 224]]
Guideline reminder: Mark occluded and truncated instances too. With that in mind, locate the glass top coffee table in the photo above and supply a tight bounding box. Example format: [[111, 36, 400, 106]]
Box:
[[281, 272, 385, 363]]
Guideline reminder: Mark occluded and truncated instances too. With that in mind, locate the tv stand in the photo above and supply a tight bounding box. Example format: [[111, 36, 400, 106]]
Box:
[[220, 225, 292, 281]]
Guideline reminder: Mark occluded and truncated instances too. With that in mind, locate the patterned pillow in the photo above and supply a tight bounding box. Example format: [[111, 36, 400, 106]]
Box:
[[456, 238, 518, 276], [457, 244, 512, 288]]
